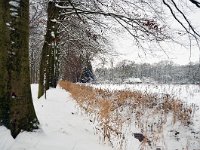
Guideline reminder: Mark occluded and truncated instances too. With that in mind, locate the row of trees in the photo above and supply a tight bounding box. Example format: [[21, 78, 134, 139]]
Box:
[[34, 0, 169, 98], [95, 60, 200, 84], [0, 0, 200, 138]]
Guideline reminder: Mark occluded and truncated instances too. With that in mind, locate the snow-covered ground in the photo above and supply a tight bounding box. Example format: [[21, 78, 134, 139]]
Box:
[[91, 83, 200, 105], [89, 83, 200, 149], [1, 83, 200, 150], [0, 85, 113, 150]]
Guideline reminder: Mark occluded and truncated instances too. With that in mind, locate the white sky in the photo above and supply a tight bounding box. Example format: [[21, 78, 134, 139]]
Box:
[[112, 32, 200, 65], [96, 1, 200, 68]]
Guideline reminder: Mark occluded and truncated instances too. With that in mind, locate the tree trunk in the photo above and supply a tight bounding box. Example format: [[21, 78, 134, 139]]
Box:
[[0, 0, 10, 128], [0, 0, 39, 138], [38, 1, 60, 98]]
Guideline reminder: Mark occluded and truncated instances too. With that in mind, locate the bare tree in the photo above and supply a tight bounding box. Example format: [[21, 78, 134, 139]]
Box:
[[59, 14, 109, 82], [162, 0, 200, 39], [29, 0, 47, 83], [38, 0, 200, 97], [37, 0, 169, 97]]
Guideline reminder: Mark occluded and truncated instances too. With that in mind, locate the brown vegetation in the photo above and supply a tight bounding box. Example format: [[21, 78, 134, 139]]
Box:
[[59, 81, 195, 149]]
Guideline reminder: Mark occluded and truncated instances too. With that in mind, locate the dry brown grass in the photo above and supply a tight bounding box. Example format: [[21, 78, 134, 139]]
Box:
[[59, 80, 194, 149]]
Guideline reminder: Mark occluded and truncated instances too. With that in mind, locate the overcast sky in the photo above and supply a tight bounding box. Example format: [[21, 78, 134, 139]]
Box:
[[95, 1, 200, 68], [112, 31, 200, 65]]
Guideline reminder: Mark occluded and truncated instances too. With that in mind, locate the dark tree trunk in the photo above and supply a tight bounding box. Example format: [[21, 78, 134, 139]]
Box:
[[0, 0, 39, 138], [0, 0, 10, 128], [38, 1, 60, 98]]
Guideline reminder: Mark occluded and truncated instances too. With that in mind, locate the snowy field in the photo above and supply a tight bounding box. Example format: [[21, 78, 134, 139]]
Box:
[[90, 83, 200, 105], [1, 83, 200, 150], [89, 83, 200, 149], [0, 85, 113, 150]]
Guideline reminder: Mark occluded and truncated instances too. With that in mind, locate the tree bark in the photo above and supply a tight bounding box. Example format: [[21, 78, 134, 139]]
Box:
[[0, 0, 39, 138], [38, 1, 60, 98], [0, 0, 10, 127]]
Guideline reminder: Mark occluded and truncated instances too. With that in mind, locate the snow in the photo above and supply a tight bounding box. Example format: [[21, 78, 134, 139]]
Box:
[[1, 83, 200, 150], [51, 31, 55, 38], [55, 4, 73, 9], [90, 83, 200, 105], [9, 0, 20, 17], [9, 1, 20, 8], [51, 19, 58, 23], [0, 84, 113, 150], [6, 23, 10, 27], [123, 78, 142, 83], [89, 83, 200, 149]]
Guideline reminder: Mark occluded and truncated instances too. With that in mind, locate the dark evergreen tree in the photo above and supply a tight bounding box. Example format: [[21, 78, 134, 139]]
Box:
[[79, 67, 95, 83]]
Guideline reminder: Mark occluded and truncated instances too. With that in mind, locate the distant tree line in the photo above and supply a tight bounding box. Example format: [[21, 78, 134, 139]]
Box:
[[95, 60, 200, 84]]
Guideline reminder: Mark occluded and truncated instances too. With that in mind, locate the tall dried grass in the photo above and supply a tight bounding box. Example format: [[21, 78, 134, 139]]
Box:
[[59, 81, 195, 149]]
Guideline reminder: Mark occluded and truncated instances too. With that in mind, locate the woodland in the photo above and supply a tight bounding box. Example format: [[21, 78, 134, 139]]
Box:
[[0, 0, 200, 139]]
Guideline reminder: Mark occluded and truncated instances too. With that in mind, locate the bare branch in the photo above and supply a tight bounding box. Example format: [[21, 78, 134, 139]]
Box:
[[189, 0, 200, 8], [163, 0, 200, 39]]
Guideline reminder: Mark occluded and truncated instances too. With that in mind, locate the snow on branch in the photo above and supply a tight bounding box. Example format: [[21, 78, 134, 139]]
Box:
[[163, 0, 200, 39]]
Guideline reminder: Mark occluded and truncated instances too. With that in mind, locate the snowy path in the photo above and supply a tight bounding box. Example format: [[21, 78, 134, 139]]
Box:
[[0, 85, 113, 150]]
